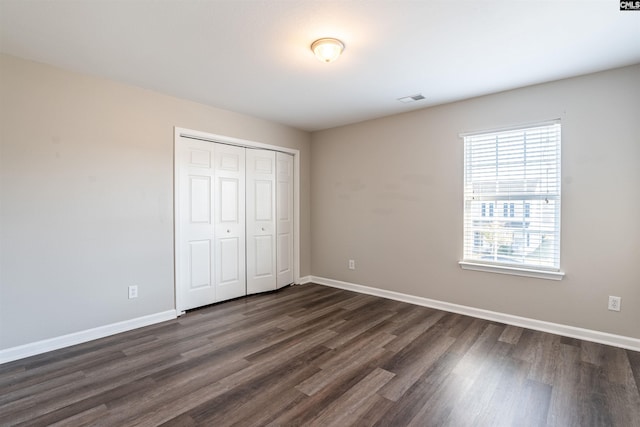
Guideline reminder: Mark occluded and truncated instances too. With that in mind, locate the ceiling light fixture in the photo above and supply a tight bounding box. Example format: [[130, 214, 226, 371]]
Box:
[[311, 38, 345, 63]]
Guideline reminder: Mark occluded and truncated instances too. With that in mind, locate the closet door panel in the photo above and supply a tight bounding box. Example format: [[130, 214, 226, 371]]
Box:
[[276, 152, 294, 288], [213, 144, 246, 302], [176, 139, 216, 311], [246, 149, 277, 294]]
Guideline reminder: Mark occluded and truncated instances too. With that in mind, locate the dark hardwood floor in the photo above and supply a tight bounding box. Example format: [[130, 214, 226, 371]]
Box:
[[1, 284, 639, 426]]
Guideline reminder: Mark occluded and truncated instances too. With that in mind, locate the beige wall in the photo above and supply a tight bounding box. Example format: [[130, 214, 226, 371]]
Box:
[[1, 52, 638, 352], [311, 64, 640, 339], [0, 54, 311, 349]]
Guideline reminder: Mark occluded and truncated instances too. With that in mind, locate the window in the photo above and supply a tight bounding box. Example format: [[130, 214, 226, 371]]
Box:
[[461, 122, 563, 280]]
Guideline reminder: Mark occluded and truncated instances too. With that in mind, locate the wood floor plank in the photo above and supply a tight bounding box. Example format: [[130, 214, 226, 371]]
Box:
[[627, 349, 640, 393], [220, 339, 333, 392], [296, 342, 390, 396], [379, 325, 456, 401], [336, 292, 380, 311], [181, 347, 325, 425], [306, 367, 395, 426], [513, 328, 563, 385], [0, 370, 86, 406], [499, 324, 524, 345], [277, 304, 346, 331], [127, 382, 229, 427], [1, 283, 638, 427], [107, 358, 249, 426], [13, 377, 156, 427], [373, 350, 462, 426], [266, 358, 387, 426], [605, 383, 640, 427], [316, 323, 397, 371], [323, 307, 397, 349], [472, 354, 533, 427], [445, 339, 515, 426], [510, 379, 553, 427], [48, 404, 109, 427], [405, 372, 468, 427], [226, 387, 308, 427], [546, 342, 582, 426], [0, 344, 135, 397], [444, 316, 488, 356], [576, 362, 613, 427], [241, 327, 337, 365], [347, 393, 396, 427], [383, 309, 446, 353]]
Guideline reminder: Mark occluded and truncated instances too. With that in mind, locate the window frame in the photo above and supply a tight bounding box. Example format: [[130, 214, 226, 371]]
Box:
[[459, 121, 564, 281]]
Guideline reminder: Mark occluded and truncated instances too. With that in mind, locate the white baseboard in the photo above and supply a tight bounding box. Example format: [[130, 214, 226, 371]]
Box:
[[297, 275, 313, 285], [4, 279, 637, 364], [311, 276, 640, 352], [0, 310, 177, 364]]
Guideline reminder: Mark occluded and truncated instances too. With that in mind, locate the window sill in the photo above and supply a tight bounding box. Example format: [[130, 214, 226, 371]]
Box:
[[459, 261, 565, 281]]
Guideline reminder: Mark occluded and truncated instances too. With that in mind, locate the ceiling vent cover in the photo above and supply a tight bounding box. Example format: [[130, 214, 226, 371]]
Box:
[[398, 94, 426, 103]]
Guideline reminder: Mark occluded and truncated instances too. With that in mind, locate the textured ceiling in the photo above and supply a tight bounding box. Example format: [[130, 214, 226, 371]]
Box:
[[1, 0, 639, 131]]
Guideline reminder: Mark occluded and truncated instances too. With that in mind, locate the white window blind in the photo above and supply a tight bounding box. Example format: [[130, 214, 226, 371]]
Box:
[[462, 122, 561, 273]]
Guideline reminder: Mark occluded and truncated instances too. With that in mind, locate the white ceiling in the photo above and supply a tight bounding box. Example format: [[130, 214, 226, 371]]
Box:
[[1, 0, 639, 132]]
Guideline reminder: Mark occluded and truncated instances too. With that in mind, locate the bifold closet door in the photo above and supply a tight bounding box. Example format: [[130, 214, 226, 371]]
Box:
[[176, 138, 246, 311], [246, 149, 277, 294], [177, 137, 294, 310], [276, 152, 294, 288]]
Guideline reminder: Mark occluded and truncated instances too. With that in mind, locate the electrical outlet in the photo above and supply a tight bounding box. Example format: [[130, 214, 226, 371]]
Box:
[[348, 259, 355, 270], [128, 285, 138, 299], [608, 296, 621, 312]]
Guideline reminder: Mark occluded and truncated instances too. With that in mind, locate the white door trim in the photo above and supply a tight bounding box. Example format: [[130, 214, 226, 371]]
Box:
[[174, 127, 301, 312]]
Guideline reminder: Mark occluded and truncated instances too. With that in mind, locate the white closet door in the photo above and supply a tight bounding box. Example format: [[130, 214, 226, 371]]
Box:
[[246, 149, 277, 294], [176, 138, 216, 311], [276, 152, 294, 288], [213, 144, 246, 302]]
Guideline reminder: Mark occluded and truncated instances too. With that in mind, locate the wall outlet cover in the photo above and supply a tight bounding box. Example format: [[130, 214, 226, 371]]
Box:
[[128, 285, 138, 299], [608, 296, 621, 312]]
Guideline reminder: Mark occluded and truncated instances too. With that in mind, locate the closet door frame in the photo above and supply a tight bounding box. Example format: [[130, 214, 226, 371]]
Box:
[[174, 127, 300, 314]]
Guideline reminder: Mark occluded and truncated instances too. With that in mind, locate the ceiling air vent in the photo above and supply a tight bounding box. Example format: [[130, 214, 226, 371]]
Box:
[[397, 94, 426, 103]]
